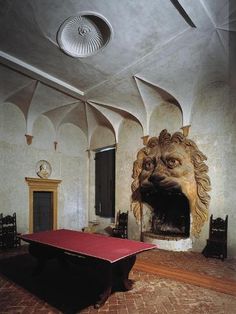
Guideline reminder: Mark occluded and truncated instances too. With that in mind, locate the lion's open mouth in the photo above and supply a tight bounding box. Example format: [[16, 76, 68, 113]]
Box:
[[140, 183, 190, 237]]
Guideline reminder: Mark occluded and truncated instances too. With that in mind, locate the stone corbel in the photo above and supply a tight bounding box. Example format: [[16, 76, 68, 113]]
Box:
[[54, 141, 58, 151], [141, 135, 149, 146], [86, 149, 91, 158], [25, 134, 33, 145], [181, 125, 191, 137]]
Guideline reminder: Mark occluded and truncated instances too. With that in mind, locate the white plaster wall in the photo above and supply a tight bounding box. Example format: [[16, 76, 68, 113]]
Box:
[[0, 103, 88, 234], [0, 141, 30, 233], [87, 151, 96, 223], [90, 126, 115, 151], [57, 123, 88, 230], [149, 102, 182, 135], [0, 103, 26, 145], [116, 118, 143, 240], [32, 115, 56, 151], [191, 82, 236, 257]]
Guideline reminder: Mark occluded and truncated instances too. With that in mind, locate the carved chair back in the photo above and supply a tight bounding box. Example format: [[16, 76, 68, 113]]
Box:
[[209, 214, 228, 242], [112, 210, 128, 239], [0, 212, 21, 249]]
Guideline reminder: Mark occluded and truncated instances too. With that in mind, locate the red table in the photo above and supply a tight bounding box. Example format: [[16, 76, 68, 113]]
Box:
[[20, 229, 156, 308]]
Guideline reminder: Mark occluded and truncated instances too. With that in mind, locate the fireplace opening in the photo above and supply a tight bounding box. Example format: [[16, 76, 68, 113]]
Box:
[[141, 188, 190, 238]]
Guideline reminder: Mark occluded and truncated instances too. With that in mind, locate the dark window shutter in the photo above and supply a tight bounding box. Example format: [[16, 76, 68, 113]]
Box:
[[95, 149, 115, 218]]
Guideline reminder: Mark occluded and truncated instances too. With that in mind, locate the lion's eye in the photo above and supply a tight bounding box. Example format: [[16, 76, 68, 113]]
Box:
[[143, 158, 155, 171], [166, 158, 180, 169]]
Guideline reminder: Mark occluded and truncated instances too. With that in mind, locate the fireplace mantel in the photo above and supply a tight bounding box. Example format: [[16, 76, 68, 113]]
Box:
[[25, 177, 61, 233]]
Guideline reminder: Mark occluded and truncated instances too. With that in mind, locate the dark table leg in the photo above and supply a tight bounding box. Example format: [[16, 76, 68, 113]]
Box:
[[28, 243, 61, 274], [94, 254, 136, 309], [94, 286, 112, 309], [93, 259, 113, 309], [113, 254, 136, 291]]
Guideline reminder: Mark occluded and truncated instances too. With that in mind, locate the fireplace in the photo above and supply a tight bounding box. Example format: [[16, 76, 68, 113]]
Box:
[[141, 190, 190, 238], [131, 129, 211, 245]]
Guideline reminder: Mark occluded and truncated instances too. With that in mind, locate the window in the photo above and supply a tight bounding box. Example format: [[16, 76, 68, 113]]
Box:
[[95, 147, 115, 218]]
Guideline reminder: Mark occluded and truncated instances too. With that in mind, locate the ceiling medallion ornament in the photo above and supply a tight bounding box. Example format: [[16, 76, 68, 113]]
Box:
[[36, 160, 52, 179], [57, 12, 113, 58]]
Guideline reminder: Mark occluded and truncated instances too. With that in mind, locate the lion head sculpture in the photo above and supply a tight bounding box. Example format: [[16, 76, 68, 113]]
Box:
[[131, 129, 211, 237]]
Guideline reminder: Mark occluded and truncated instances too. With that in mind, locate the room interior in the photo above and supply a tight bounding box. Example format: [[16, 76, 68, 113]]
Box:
[[0, 0, 236, 312], [1, 0, 235, 255]]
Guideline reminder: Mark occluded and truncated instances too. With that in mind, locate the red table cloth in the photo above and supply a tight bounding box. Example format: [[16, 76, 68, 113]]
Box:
[[20, 229, 156, 263]]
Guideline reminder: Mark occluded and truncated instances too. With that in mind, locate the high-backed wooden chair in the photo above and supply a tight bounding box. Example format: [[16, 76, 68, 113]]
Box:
[[0, 213, 21, 249], [0, 213, 3, 248], [202, 214, 228, 261], [112, 210, 128, 239]]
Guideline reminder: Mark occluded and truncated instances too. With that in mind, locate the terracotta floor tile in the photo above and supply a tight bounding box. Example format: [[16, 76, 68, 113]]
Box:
[[0, 246, 236, 313]]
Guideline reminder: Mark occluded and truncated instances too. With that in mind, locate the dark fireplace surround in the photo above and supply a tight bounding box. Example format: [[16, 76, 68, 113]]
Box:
[[131, 129, 211, 240]]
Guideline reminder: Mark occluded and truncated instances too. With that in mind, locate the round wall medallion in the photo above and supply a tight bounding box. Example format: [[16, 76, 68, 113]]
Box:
[[36, 160, 52, 179], [57, 12, 113, 58]]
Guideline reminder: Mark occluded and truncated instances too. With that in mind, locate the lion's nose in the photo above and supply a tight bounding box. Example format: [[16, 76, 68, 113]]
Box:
[[149, 174, 165, 184], [151, 159, 168, 176]]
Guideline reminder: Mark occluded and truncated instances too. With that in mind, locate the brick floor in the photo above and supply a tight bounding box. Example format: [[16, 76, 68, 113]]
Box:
[[137, 249, 236, 280], [0, 246, 236, 314], [79, 271, 236, 314]]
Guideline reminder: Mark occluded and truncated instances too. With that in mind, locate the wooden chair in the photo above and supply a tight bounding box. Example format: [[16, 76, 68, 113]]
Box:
[[0, 213, 3, 248], [202, 214, 228, 261], [112, 210, 128, 239], [0, 213, 21, 249]]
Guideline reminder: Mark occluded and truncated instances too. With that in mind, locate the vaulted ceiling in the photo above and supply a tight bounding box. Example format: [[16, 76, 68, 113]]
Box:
[[0, 0, 235, 146]]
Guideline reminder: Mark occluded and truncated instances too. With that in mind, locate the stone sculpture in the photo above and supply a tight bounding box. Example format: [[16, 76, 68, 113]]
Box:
[[37, 163, 50, 179], [131, 129, 211, 237]]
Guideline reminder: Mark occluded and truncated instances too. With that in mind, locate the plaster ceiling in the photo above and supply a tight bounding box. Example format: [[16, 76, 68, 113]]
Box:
[[0, 0, 235, 146]]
